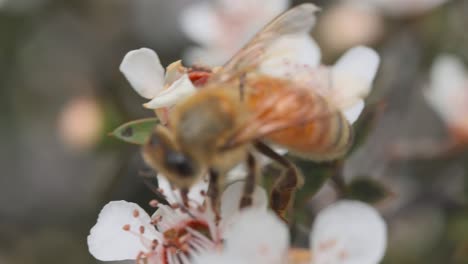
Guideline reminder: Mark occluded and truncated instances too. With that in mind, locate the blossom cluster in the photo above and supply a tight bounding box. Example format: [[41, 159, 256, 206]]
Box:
[[88, 180, 387, 264], [88, 2, 389, 264]]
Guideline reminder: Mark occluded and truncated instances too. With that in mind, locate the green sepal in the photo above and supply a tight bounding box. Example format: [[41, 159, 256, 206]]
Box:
[[110, 118, 159, 145]]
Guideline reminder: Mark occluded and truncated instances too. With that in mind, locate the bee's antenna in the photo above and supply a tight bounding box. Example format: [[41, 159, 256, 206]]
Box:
[[138, 168, 170, 206], [167, 183, 197, 220]]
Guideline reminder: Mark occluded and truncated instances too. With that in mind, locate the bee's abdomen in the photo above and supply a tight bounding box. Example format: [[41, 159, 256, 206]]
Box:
[[265, 110, 352, 161]]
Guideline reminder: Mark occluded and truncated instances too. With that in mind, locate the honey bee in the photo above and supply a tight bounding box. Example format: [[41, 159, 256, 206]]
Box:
[[143, 3, 356, 218]]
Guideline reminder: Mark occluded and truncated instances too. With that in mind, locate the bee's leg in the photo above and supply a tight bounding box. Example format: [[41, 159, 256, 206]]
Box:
[[207, 169, 221, 221], [137, 168, 170, 206], [239, 152, 257, 208], [254, 141, 303, 220]]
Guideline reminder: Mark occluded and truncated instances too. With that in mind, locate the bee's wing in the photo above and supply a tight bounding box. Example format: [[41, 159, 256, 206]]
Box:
[[222, 78, 340, 150], [210, 3, 320, 83]]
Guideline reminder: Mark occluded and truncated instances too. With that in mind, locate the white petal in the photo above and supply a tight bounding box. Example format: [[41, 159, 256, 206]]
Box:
[[425, 54, 467, 123], [226, 164, 248, 182], [224, 208, 289, 264], [331, 46, 380, 110], [180, 2, 221, 46], [311, 200, 387, 264], [87, 201, 160, 261], [260, 33, 321, 78], [119, 48, 165, 99], [342, 99, 365, 124], [151, 204, 188, 233], [156, 174, 208, 206], [144, 74, 197, 109], [220, 181, 268, 223], [257, 145, 289, 165], [164, 60, 185, 86]]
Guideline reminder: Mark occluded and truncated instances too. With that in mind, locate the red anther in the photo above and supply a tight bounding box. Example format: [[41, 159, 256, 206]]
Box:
[[149, 200, 159, 208], [139, 225, 145, 234], [200, 190, 206, 196], [171, 204, 180, 209], [157, 188, 165, 194], [133, 209, 140, 218], [122, 224, 131, 231]]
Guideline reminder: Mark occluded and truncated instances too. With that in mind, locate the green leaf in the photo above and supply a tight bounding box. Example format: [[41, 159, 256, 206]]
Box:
[[346, 177, 390, 204], [110, 118, 159, 145]]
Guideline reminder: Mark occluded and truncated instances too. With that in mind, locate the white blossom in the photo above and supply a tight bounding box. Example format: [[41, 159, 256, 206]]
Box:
[[425, 54, 468, 140], [258, 19, 380, 124], [193, 200, 387, 264], [192, 208, 289, 264], [87, 181, 268, 263], [119, 48, 197, 114], [87, 201, 162, 261], [310, 200, 387, 264]]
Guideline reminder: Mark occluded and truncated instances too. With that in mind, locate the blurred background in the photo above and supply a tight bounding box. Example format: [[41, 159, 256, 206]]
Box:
[[1, 0, 468, 263]]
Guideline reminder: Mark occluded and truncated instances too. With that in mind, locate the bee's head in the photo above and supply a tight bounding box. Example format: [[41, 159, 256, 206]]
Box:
[[143, 125, 204, 188]]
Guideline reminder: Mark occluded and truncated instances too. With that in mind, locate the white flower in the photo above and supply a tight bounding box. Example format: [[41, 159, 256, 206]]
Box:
[[180, 0, 290, 66], [87, 201, 217, 263], [259, 24, 380, 124], [119, 48, 198, 113], [87, 201, 162, 261], [310, 200, 387, 264], [87, 181, 268, 263], [193, 200, 387, 264], [223, 208, 290, 264], [425, 54, 468, 140], [192, 208, 290, 264]]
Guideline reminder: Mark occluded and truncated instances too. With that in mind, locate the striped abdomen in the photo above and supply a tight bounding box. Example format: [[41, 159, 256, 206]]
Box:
[[265, 109, 352, 161], [245, 76, 353, 161]]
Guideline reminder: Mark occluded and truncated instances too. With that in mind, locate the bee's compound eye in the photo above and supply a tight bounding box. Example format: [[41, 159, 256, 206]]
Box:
[[166, 152, 197, 178]]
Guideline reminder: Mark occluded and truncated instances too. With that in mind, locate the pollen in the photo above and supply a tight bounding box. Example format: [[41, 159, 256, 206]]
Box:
[[133, 209, 140, 218], [122, 224, 131, 231]]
